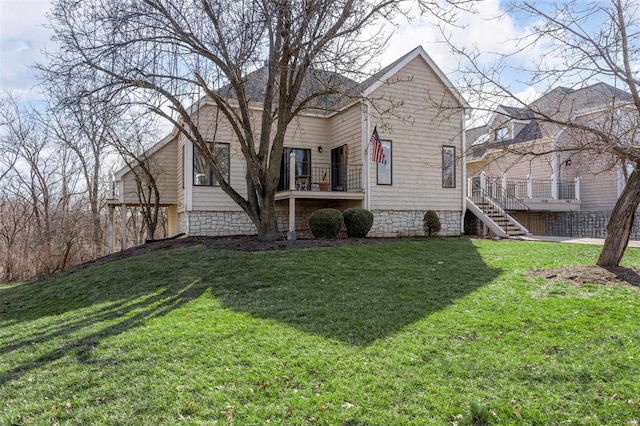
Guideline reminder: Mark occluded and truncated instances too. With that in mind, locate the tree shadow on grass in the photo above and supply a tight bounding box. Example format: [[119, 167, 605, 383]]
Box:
[[207, 238, 501, 346], [0, 239, 500, 386], [0, 248, 210, 385]]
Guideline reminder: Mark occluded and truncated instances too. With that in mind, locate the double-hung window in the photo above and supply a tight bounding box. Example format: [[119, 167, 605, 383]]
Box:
[[193, 142, 230, 186], [442, 145, 456, 188], [376, 140, 392, 185], [495, 127, 510, 142]]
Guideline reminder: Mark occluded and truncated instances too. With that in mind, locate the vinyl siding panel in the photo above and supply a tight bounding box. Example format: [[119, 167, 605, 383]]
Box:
[[189, 105, 333, 212], [189, 104, 249, 211], [177, 139, 185, 212], [330, 104, 363, 166], [366, 55, 464, 212], [578, 170, 619, 211], [121, 137, 178, 205], [467, 140, 554, 181]]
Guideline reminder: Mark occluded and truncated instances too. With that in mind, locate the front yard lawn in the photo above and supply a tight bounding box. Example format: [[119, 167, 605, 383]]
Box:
[[1, 238, 639, 424]]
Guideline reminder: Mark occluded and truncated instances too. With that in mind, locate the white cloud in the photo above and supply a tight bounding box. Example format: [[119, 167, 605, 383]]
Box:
[[379, 0, 561, 108], [0, 0, 53, 101], [381, 0, 532, 71], [0, 0, 552, 109]]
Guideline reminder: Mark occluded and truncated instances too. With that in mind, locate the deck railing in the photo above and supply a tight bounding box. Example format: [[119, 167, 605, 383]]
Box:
[[470, 173, 580, 203], [471, 178, 530, 211], [279, 162, 363, 192]]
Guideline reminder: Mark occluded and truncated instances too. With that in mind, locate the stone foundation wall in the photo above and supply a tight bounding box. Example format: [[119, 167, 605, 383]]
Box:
[[540, 210, 640, 239], [185, 209, 462, 238], [487, 210, 640, 239], [188, 211, 257, 236], [541, 211, 609, 238], [277, 211, 314, 238], [369, 210, 461, 238]]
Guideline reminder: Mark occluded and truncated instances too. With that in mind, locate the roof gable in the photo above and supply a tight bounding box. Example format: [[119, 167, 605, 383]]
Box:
[[361, 46, 469, 109], [114, 133, 177, 180]]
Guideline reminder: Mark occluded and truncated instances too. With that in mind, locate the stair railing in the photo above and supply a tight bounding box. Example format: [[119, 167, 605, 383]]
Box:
[[470, 180, 530, 235]]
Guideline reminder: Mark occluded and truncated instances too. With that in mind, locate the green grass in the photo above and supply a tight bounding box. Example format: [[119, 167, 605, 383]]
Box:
[[1, 238, 640, 425]]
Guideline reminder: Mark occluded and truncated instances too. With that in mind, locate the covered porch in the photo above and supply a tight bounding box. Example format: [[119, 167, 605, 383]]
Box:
[[277, 151, 364, 239]]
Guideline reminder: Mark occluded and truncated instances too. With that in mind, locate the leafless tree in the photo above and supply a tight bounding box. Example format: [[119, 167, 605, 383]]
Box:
[[43, 0, 470, 241], [108, 114, 165, 241], [446, 0, 640, 266], [46, 94, 115, 258], [0, 93, 90, 281]]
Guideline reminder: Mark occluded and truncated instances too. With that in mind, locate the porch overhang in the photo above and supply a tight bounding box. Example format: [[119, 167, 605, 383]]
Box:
[[524, 198, 581, 211], [275, 190, 365, 201]]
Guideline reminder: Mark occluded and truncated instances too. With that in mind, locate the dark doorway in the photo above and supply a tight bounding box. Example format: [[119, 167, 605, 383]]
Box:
[[331, 146, 347, 191]]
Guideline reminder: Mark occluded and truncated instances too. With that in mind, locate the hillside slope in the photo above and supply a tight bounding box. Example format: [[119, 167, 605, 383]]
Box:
[[2, 239, 640, 425]]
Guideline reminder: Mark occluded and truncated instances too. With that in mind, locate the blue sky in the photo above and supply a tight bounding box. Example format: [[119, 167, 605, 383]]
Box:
[[0, 0, 539, 107], [0, 0, 52, 102]]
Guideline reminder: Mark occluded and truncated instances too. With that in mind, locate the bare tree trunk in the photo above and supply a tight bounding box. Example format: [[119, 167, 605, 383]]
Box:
[[597, 167, 640, 266], [256, 200, 280, 241]]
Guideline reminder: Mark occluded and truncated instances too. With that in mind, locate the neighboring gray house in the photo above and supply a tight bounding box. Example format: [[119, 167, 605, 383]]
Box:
[[465, 82, 639, 238]]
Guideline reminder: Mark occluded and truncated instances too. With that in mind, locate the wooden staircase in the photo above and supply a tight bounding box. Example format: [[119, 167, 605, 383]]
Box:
[[469, 199, 528, 237]]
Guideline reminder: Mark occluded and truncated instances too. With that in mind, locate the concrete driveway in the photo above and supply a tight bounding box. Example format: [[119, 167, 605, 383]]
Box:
[[515, 235, 640, 248]]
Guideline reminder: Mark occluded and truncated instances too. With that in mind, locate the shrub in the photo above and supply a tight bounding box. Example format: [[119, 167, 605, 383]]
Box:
[[343, 208, 374, 238], [308, 208, 344, 239], [423, 210, 441, 236], [466, 400, 491, 425]]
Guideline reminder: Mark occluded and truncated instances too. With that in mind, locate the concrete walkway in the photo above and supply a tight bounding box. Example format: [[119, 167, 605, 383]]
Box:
[[515, 235, 640, 248]]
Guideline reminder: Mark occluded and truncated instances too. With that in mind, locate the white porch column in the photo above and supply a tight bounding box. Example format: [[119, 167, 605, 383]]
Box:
[[287, 151, 297, 240], [551, 174, 558, 199], [108, 205, 115, 254], [120, 204, 127, 251], [575, 176, 581, 201], [527, 174, 533, 199], [480, 171, 487, 191], [501, 173, 507, 194]]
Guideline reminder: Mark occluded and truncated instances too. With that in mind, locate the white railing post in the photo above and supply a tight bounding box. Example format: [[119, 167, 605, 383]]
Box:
[[289, 151, 296, 191], [288, 151, 297, 240], [527, 174, 533, 199], [121, 205, 127, 250], [480, 171, 486, 191], [551, 174, 558, 199], [502, 174, 507, 197], [575, 176, 581, 201], [467, 177, 472, 197]]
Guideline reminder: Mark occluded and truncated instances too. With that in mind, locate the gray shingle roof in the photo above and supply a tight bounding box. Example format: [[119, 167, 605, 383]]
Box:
[[216, 47, 430, 113], [498, 105, 534, 120], [467, 82, 632, 150], [216, 65, 360, 111]]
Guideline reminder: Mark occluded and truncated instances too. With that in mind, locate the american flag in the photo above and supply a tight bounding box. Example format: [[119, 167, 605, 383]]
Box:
[[370, 127, 386, 164]]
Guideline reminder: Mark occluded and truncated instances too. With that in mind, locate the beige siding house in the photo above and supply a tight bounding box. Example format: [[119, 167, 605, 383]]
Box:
[[465, 83, 637, 238], [112, 47, 469, 244]]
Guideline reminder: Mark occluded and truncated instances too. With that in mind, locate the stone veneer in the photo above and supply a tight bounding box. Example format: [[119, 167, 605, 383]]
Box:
[[187, 211, 257, 236], [471, 210, 640, 240], [369, 210, 461, 238], [541, 211, 640, 239], [181, 209, 462, 238]]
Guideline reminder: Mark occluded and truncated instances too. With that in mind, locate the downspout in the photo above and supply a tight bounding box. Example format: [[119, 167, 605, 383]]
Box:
[[184, 137, 193, 235], [362, 99, 371, 210], [551, 134, 559, 200], [461, 110, 468, 234]]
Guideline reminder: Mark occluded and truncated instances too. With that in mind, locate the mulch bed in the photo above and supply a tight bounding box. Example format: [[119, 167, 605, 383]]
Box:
[[527, 265, 640, 287]]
